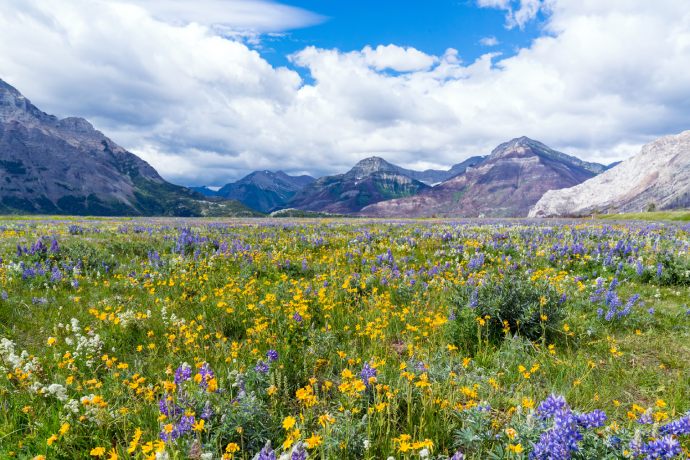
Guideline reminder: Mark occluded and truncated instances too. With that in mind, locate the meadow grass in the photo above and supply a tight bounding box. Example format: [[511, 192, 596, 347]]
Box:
[[0, 218, 688, 459], [598, 210, 690, 222]]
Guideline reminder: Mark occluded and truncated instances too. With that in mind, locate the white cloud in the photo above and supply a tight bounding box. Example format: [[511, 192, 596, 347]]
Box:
[[478, 0, 547, 29], [361, 45, 438, 72], [479, 36, 500, 46], [1, 0, 689, 185], [120, 0, 323, 31]]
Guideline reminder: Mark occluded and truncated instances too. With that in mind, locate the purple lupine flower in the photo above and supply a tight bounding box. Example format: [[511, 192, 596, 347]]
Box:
[[266, 349, 279, 362], [641, 436, 681, 459], [158, 396, 171, 416], [176, 414, 195, 436], [291, 442, 307, 460], [360, 362, 377, 387], [255, 360, 270, 374], [656, 263, 663, 278], [293, 312, 303, 323], [257, 441, 276, 460], [576, 410, 607, 428], [637, 412, 653, 425], [50, 266, 62, 282], [450, 451, 465, 460], [530, 410, 582, 460], [537, 395, 569, 419], [660, 415, 690, 436], [1, 291, 7, 300], [174, 364, 192, 385], [468, 288, 479, 309], [197, 362, 215, 389], [200, 401, 214, 420]]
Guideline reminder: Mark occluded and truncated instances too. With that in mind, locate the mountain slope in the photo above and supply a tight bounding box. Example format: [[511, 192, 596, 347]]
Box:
[[215, 170, 315, 213], [530, 131, 690, 217], [0, 78, 259, 216], [361, 137, 605, 218], [288, 157, 430, 213]]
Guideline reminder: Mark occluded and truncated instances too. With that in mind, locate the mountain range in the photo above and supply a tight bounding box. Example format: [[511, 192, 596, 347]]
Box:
[[0, 78, 258, 216], [194, 170, 315, 213], [359, 137, 608, 217], [1, 78, 687, 218]]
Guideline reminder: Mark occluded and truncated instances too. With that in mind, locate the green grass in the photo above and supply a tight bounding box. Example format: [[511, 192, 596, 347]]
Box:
[[598, 210, 690, 221]]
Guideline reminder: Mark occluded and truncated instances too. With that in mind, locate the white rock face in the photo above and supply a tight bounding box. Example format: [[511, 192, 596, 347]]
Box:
[[529, 130, 690, 217]]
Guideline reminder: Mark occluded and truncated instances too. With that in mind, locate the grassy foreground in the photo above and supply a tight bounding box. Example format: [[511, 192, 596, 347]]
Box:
[[0, 218, 689, 459], [598, 210, 690, 222]]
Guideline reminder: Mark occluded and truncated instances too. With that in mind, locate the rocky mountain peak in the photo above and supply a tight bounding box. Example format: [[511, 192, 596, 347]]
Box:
[[57, 117, 96, 134], [348, 156, 398, 179], [0, 77, 260, 216], [1, 78, 58, 126], [488, 136, 549, 159]]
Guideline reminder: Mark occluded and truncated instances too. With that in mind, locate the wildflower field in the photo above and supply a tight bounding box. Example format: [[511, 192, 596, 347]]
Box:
[[1, 218, 689, 460]]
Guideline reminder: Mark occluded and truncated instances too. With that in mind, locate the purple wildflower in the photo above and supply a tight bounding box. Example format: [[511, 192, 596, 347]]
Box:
[[266, 349, 279, 362], [174, 364, 192, 385], [660, 415, 690, 436], [450, 451, 465, 460], [642, 436, 681, 459], [257, 441, 276, 460], [576, 410, 607, 429], [360, 362, 377, 387], [200, 401, 214, 420], [530, 410, 582, 460], [537, 395, 569, 419], [469, 288, 479, 309], [255, 360, 270, 374], [291, 442, 307, 460]]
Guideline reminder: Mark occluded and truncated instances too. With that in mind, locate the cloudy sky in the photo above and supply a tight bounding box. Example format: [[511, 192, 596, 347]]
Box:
[[1, 0, 689, 186]]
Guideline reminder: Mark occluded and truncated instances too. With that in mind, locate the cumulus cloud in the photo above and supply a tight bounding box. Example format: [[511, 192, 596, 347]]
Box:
[[479, 36, 500, 46], [361, 45, 438, 72], [0, 0, 689, 185], [478, 0, 546, 29]]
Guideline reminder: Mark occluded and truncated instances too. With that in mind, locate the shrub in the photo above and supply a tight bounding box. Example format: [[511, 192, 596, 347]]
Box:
[[450, 275, 565, 350]]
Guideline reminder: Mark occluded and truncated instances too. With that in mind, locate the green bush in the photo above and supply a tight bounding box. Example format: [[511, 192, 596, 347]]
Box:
[[450, 275, 565, 350]]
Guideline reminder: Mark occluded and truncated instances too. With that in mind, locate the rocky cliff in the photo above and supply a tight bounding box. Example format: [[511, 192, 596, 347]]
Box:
[[529, 131, 690, 217]]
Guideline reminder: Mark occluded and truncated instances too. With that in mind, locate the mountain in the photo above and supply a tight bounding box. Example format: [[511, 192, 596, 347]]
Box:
[[391, 156, 486, 184], [288, 156, 430, 213], [214, 170, 315, 213], [530, 131, 690, 217], [191, 186, 220, 197], [0, 78, 259, 216], [360, 137, 606, 218]]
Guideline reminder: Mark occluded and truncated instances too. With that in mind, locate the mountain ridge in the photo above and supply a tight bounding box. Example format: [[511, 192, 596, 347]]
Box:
[[0, 78, 259, 216], [360, 137, 605, 217], [287, 156, 431, 213], [529, 131, 690, 217]]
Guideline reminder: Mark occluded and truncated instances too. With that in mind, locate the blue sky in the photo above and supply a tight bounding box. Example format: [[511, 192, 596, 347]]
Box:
[[259, 1, 546, 70], [1, 1, 689, 186]]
